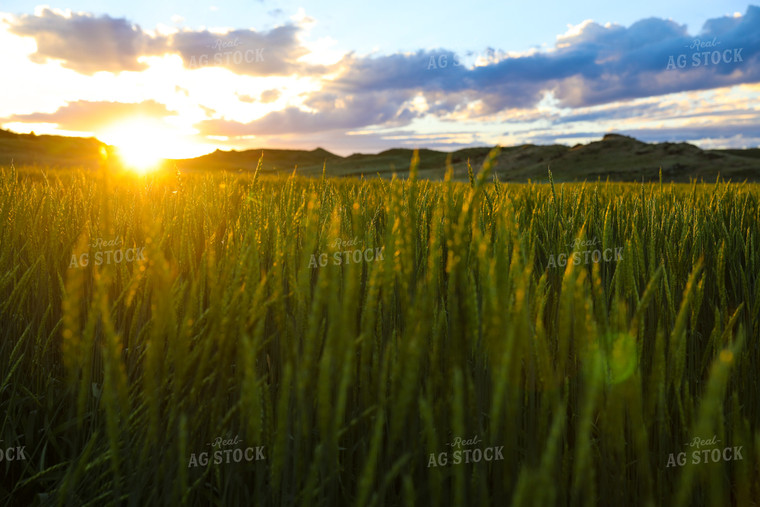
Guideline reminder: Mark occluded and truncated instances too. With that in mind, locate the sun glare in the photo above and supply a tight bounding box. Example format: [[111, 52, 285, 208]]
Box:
[[99, 119, 175, 173]]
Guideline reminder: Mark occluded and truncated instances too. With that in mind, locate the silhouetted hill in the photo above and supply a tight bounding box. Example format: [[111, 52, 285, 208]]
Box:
[[170, 133, 760, 182], [179, 146, 343, 174], [1, 128, 759, 182], [0, 128, 111, 169]]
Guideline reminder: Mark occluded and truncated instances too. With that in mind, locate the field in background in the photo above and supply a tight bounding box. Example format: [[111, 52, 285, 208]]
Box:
[[0, 158, 758, 506]]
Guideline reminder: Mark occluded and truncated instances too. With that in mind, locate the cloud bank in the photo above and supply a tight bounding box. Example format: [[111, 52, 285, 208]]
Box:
[[3, 5, 759, 151]]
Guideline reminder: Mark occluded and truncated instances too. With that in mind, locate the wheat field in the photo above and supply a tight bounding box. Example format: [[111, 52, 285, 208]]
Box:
[[0, 155, 758, 506]]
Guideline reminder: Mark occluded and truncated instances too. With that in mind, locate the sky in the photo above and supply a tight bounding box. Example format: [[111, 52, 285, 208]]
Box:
[[0, 1, 758, 159]]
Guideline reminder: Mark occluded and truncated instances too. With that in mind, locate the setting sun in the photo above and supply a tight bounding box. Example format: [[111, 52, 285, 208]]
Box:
[[99, 119, 172, 173], [99, 117, 207, 174]]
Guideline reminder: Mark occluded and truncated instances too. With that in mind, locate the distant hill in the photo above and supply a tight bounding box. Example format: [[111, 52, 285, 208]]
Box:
[[1, 128, 759, 182], [486, 134, 760, 183], [0, 128, 111, 169], [170, 133, 760, 182]]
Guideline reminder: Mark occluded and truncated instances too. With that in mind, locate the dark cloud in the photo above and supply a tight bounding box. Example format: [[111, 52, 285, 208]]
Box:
[[170, 26, 326, 76], [497, 8, 759, 108], [313, 5, 760, 123], [196, 90, 419, 136], [7, 9, 323, 77], [9, 100, 176, 131], [9, 8, 165, 74], [548, 16, 759, 107], [327, 51, 467, 93], [552, 102, 670, 125]]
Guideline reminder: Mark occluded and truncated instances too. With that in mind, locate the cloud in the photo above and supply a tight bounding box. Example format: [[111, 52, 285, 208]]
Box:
[[308, 5, 760, 124], [516, 119, 760, 147], [9, 8, 166, 74], [260, 90, 281, 103], [236, 93, 257, 104], [192, 1, 760, 144], [12, 6, 758, 110], [170, 26, 326, 76], [196, 89, 420, 136], [206, 128, 485, 156], [7, 8, 325, 77], [546, 11, 760, 108], [4, 5, 759, 151], [9, 100, 176, 131], [618, 123, 760, 143]]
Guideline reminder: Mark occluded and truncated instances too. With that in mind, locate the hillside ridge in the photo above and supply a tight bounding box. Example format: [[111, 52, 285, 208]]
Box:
[[1, 128, 758, 182]]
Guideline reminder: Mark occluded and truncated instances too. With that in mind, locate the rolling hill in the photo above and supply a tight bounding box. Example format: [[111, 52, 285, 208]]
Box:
[[1, 128, 759, 182]]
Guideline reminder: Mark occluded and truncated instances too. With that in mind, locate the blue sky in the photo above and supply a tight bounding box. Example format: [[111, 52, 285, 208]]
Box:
[[0, 1, 757, 158], [0, 1, 745, 54]]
